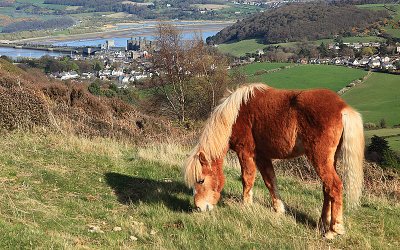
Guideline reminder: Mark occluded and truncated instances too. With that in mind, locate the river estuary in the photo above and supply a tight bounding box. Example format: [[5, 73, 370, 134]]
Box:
[[0, 21, 230, 59]]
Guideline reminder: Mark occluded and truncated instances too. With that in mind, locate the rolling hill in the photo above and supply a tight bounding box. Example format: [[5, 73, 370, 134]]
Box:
[[207, 2, 389, 45]]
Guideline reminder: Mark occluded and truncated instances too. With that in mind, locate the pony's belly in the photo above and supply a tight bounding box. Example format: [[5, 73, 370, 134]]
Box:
[[266, 137, 305, 159]]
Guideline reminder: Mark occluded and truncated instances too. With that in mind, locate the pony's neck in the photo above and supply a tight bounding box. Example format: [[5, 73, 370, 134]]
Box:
[[210, 156, 226, 193]]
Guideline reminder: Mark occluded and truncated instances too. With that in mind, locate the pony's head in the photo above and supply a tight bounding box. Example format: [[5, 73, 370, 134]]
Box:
[[184, 148, 225, 212]]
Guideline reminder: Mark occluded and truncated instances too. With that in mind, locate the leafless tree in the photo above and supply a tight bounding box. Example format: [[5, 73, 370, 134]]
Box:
[[150, 23, 229, 122]]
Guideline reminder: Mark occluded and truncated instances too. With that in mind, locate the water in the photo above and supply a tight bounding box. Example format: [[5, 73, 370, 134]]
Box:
[[53, 30, 220, 47], [0, 47, 68, 59]]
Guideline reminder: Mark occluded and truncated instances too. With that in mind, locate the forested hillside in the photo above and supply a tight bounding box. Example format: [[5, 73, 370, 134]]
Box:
[[2, 17, 75, 33], [207, 3, 389, 44]]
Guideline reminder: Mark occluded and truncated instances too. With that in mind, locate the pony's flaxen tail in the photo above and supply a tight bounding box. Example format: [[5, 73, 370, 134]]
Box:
[[341, 107, 364, 209]]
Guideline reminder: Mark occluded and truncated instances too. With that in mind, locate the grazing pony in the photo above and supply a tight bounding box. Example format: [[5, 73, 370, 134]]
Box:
[[183, 83, 364, 239]]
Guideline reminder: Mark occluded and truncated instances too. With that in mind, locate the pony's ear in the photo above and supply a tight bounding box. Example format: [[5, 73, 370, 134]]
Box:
[[198, 151, 209, 166]]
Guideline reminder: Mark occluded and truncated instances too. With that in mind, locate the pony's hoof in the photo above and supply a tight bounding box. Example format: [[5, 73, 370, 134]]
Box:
[[273, 200, 286, 214], [243, 198, 253, 206], [324, 231, 337, 240], [333, 223, 345, 235], [318, 220, 330, 234]]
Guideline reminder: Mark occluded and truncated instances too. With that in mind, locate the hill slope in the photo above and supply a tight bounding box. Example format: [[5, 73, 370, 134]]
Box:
[[207, 3, 388, 44], [0, 131, 399, 249], [0, 59, 172, 140]]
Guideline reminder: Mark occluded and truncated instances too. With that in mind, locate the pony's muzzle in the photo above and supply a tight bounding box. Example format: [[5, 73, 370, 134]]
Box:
[[195, 203, 214, 212]]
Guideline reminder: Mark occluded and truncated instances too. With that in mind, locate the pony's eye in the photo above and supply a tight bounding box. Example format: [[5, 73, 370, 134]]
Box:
[[197, 179, 205, 184]]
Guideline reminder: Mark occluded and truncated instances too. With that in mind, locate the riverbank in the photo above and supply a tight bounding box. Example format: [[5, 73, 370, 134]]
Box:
[[13, 20, 233, 45]]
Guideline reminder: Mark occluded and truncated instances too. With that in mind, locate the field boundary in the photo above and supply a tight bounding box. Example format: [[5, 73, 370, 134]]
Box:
[[337, 70, 372, 95], [250, 64, 301, 77]]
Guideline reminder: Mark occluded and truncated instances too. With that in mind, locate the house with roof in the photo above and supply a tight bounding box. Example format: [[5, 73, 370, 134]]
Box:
[[348, 58, 360, 67], [381, 62, 396, 70], [359, 58, 370, 66], [60, 71, 79, 80], [368, 59, 381, 69]]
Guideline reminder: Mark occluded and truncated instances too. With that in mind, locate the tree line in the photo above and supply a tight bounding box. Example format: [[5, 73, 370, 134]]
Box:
[[1, 17, 75, 33], [42, 0, 226, 19], [207, 2, 389, 45]]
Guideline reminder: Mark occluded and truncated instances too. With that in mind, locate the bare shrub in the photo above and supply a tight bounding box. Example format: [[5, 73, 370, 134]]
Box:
[[0, 86, 50, 130], [364, 122, 378, 130]]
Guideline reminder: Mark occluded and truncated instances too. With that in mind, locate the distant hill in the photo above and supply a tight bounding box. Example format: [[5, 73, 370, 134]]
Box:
[[207, 3, 389, 45]]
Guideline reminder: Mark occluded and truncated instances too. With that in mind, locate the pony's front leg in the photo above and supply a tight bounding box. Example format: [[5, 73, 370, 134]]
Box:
[[256, 157, 285, 214], [237, 152, 257, 205]]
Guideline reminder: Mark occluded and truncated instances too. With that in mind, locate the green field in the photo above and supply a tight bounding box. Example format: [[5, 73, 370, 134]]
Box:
[[0, 131, 398, 249], [243, 63, 367, 92], [342, 73, 400, 127], [217, 39, 266, 57], [217, 36, 385, 57]]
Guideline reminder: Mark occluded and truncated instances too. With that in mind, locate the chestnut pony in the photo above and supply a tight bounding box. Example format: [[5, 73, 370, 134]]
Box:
[[183, 83, 364, 239]]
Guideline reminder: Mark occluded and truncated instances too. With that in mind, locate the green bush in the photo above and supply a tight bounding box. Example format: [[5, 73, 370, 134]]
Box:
[[380, 118, 387, 128], [367, 135, 400, 169], [88, 81, 101, 96]]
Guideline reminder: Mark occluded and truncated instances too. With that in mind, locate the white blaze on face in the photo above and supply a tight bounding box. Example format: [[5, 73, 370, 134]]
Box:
[[193, 188, 197, 196]]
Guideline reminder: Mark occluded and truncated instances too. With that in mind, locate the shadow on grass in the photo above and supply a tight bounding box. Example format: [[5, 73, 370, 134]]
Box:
[[221, 191, 318, 228], [286, 205, 318, 229], [105, 172, 192, 212], [222, 192, 318, 229]]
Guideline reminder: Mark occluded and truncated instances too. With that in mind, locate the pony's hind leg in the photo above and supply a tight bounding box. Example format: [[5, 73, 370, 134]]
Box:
[[237, 151, 257, 205], [256, 157, 285, 214], [319, 147, 341, 234], [318, 188, 331, 234], [306, 148, 345, 239]]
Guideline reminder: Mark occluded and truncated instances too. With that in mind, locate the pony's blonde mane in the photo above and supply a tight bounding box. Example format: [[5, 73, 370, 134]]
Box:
[[184, 83, 269, 187]]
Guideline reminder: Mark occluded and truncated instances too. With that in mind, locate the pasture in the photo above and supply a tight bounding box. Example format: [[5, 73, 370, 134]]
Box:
[[217, 39, 265, 57], [243, 63, 367, 92], [342, 72, 400, 127], [217, 36, 385, 57], [0, 131, 399, 249]]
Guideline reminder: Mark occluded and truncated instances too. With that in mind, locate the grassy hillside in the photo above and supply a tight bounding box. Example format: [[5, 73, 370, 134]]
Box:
[[243, 63, 367, 92], [342, 72, 400, 127], [0, 131, 399, 249], [217, 36, 385, 57], [217, 39, 265, 57]]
